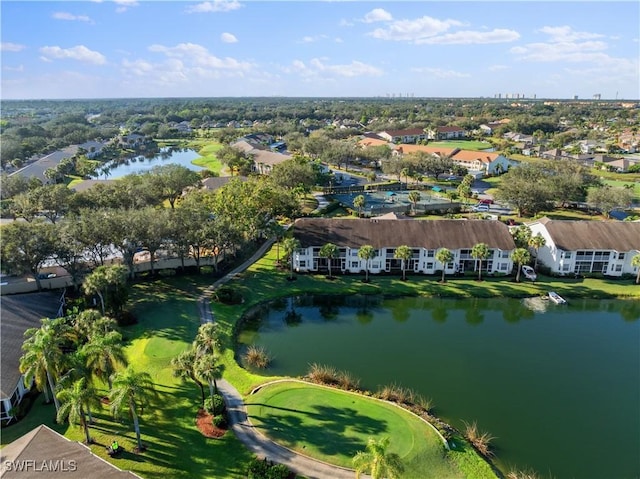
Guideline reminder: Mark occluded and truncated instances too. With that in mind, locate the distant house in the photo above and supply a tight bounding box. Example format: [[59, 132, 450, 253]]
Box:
[[118, 134, 146, 148], [291, 218, 516, 276], [9, 146, 77, 184], [527, 217, 640, 276], [0, 425, 141, 478], [78, 140, 107, 159], [378, 128, 428, 144], [1, 292, 61, 422], [426, 126, 466, 140], [201, 175, 248, 191], [479, 122, 505, 135], [230, 140, 291, 174]]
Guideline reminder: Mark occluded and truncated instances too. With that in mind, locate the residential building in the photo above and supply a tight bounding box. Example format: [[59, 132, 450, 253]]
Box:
[[426, 126, 466, 140], [0, 425, 141, 478], [378, 128, 428, 144], [291, 218, 516, 276], [1, 292, 61, 422], [231, 139, 291, 174], [527, 217, 640, 276]]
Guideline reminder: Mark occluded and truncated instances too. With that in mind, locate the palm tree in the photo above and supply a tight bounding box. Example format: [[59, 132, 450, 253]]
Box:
[[528, 233, 546, 271], [56, 378, 99, 444], [400, 167, 409, 189], [358, 245, 376, 282], [471, 243, 491, 281], [194, 323, 222, 396], [109, 367, 155, 452], [20, 320, 66, 412], [269, 222, 286, 267], [511, 248, 531, 283], [171, 347, 205, 406], [353, 437, 404, 479], [282, 237, 301, 280], [353, 194, 366, 217], [632, 254, 640, 285], [408, 191, 421, 215], [81, 331, 128, 390], [394, 245, 412, 281], [436, 248, 454, 283], [319, 242, 339, 278], [82, 265, 128, 316]]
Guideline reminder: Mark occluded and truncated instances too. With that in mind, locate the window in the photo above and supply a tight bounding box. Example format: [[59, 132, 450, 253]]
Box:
[[562, 251, 572, 259], [427, 250, 435, 258], [426, 262, 434, 269], [562, 263, 571, 272], [351, 261, 359, 268], [499, 263, 508, 271], [615, 264, 623, 272], [299, 261, 306, 268], [500, 251, 509, 258], [618, 253, 626, 260]]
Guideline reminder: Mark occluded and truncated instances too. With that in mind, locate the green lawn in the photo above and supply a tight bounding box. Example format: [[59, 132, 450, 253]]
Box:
[[600, 179, 640, 202], [246, 381, 473, 479], [427, 140, 493, 151], [2, 278, 254, 479], [189, 141, 225, 174]]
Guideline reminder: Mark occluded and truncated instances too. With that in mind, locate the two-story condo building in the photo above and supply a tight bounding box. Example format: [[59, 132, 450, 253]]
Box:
[[292, 218, 516, 276], [378, 128, 428, 144], [527, 218, 640, 276]]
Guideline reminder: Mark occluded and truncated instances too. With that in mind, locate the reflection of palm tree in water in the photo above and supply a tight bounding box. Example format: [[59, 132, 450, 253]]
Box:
[[284, 297, 302, 325]]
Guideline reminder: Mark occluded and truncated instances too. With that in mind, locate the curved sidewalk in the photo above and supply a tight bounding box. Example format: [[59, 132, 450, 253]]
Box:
[[197, 239, 358, 479]]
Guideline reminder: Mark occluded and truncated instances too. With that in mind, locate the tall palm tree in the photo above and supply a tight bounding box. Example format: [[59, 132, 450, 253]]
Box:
[[528, 233, 546, 271], [319, 242, 339, 278], [56, 377, 99, 444], [194, 323, 222, 395], [436, 248, 454, 283], [632, 254, 640, 285], [171, 347, 206, 406], [353, 194, 366, 218], [20, 320, 66, 412], [511, 248, 531, 283], [408, 191, 421, 214], [282, 237, 301, 280], [81, 331, 128, 390], [109, 367, 155, 452], [471, 243, 491, 281], [400, 168, 409, 189], [353, 437, 404, 479], [394, 245, 412, 281], [269, 222, 286, 267], [358, 245, 376, 282]]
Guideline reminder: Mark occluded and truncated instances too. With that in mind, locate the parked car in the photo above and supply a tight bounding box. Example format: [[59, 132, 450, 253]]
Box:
[[478, 198, 494, 205], [473, 204, 490, 212]]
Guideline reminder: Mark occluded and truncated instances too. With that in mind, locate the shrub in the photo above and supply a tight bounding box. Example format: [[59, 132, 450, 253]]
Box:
[[204, 394, 226, 415], [212, 413, 227, 429], [212, 285, 243, 305], [336, 370, 360, 390], [243, 345, 272, 369], [307, 363, 340, 385], [247, 457, 291, 479], [376, 383, 416, 405], [507, 470, 541, 479], [463, 420, 495, 458]]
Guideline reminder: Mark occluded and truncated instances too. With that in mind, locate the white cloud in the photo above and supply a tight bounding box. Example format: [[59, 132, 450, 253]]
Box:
[[510, 40, 608, 62], [186, 0, 242, 14], [538, 26, 604, 43], [285, 58, 383, 78], [362, 8, 392, 23], [301, 34, 328, 44], [114, 0, 138, 13], [410, 67, 470, 78], [488, 64, 509, 71], [3, 64, 24, 72], [339, 18, 354, 27], [369, 16, 463, 43], [147, 42, 253, 72], [40, 45, 107, 65], [52, 12, 93, 23], [1, 42, 26, 52], [420, 28, 520, 45], [221, 32, 238, 43]]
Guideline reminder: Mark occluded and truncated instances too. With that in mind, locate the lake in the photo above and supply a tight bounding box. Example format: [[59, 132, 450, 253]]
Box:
[[92, 148, 204, 179], [237, 295, 640, 479]]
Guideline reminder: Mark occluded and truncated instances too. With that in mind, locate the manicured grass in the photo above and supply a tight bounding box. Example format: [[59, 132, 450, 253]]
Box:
[[246, 381, 466, 478], [189, 140, 225, 174], [599, 179, 640, 202], [428, 140, 493, 151], [2, 278, 254, 479]]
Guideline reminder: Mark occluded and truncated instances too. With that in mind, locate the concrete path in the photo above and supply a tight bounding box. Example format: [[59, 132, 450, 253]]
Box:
[[196, 238, 359, 479]]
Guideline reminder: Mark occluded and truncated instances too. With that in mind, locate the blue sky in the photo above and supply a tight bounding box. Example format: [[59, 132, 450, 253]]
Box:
[[1, 1, 638, 100]]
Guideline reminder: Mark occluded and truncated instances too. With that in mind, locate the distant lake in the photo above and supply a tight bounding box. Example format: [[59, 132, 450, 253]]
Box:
[[238, 295, 640, 479], [92, 148, 204, 179]]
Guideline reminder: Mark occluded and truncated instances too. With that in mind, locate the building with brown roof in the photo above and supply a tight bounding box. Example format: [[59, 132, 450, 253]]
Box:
[[1, 292, 61, 422], [292, 218, 516, 276], [0, 425, 140, 478], [426, 126, 466, 140], [377, 128, 427, 144], [527, 217, 640, 276]]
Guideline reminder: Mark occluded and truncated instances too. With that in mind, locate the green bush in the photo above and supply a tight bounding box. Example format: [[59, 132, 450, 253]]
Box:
[[204, 394, 226, 415], [212, 413, 227, 429], [246, 457, 291, 479], [212, 285, 243, 305]]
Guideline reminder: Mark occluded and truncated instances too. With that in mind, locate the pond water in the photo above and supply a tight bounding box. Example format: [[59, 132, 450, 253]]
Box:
[[237, 295, 640, 479], [92, 148, 204, 179]]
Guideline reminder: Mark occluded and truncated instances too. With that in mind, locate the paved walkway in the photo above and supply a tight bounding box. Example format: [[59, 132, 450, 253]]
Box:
[[196, 238, 358, 479]]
